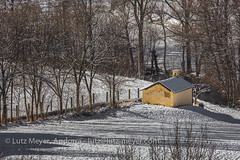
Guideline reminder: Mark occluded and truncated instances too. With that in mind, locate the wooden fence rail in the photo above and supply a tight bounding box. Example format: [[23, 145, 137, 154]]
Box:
[[11, 88, 141, 122]]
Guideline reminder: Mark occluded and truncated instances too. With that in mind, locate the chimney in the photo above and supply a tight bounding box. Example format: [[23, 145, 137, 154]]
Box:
[[172, 70, 180, 77]]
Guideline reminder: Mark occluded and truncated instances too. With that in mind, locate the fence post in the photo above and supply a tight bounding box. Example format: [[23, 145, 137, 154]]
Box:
[[45, 105, 50, 118], [138, 88, 140, 98], [65, 98, 68, 115], [28, 103, 30, 117], [82, 95, 84, 106], [106, 92, 108, 102], [93, 93, 95, 104], [16, 105, 19, 121], [128, 89, 131, 99], [70, 97, 73, 110], [50, 100, 52, 112], [40, 102, 44, 119], [117, 91, 120, 101]]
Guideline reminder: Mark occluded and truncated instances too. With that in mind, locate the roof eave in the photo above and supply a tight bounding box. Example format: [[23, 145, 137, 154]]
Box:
[[172, 86, 194, 93]]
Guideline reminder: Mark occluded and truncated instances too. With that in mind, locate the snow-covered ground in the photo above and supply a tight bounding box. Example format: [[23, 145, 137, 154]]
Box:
[[1, 100, 240, 159], [1, 77, 240, 159]]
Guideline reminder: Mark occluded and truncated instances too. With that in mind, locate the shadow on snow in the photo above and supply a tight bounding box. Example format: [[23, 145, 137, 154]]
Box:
[[179, 106, 240, 124]]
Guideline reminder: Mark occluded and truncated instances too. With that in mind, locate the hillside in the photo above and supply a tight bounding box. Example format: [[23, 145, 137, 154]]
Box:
[[1, 100, 240, 159]]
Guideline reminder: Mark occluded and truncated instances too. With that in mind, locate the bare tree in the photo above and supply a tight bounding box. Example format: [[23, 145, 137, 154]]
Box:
[[91, 8, 130, 108], [110, 0, 137, 76], [195, 0, 239, 106], [145, 25, 160, 77], [165, 0, 194, 74], [40, 1, 73, 116], [0, 3, 21, 124], [154, 1, 170, 75], [130, 0, 153, 78], [0, 23, 16, 124], [69, 0, 89, 112]]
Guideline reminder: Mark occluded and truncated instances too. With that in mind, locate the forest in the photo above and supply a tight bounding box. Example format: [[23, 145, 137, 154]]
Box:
[[0, 0, 239, 125]]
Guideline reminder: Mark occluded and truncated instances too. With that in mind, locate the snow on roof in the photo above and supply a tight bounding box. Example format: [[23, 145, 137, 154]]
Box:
[[142, 77, 194, 93]]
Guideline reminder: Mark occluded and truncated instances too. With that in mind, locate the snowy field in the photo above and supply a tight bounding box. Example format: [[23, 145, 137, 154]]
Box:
[[1, 99, 240, 159]]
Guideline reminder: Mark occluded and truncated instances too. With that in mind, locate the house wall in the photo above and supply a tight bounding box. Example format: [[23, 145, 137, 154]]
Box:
[[173, 88, 193, 107], [142, 84, 174, 107]]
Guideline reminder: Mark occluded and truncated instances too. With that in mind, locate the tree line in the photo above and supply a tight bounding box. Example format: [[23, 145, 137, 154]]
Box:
[[0, 0, 239, 124]]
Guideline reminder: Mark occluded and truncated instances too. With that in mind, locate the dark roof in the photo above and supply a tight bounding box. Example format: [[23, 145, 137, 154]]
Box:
[[142, 77, 194, 93]]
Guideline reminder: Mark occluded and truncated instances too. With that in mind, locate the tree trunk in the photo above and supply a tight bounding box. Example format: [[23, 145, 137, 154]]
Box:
[[152, 49, 159, 75], [88, 91, 92, 110], [112, 75, 116, 108], [0, 95, 1, 125], [126, 26, 135, 73], [182, 46, 186, 73], [84, 73, 93, 111], [138, 24, 145, 78], [112, 87, 116, 108], [76, 83, 80, 112], [10, 80, 13, 122], [22, 75, 29, 121], [195, 56, 202, 77], [40, 102, 44, 119], [186, 40, 192, 74], [1, 92, 7, 124], [65, 98, 68, 115], [109, 85, 112, 107], [59, 96, 63, 117], [162, 17, 167, 74], [133, 0, 147, 79], [163, 40, 167, 74], [151, 50, 154, 74], [1, 61, 7, 124], [36, 74, 43, 120], [31, 78, 35, 122], [45, 105, 50, 118], [238, 43, 240, 86], [183, 0, 192, 74]]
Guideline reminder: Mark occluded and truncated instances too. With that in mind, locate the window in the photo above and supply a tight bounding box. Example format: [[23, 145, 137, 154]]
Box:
[[164, 92, 170, 98]]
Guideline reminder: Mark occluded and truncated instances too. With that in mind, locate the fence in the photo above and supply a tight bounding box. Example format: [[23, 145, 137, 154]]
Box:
[[7, 88, 141, 122]]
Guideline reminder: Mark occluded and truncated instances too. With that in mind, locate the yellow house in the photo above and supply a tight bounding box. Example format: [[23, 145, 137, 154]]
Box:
[[142, 77, 194, 107]]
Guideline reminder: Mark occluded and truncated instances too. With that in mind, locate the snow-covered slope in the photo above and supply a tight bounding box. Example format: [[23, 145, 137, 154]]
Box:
[[1, 101, 240, 159], [13, 74, 153, 117]]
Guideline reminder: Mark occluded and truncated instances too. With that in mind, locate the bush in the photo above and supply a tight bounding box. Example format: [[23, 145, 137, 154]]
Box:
[[116, 121, 215, 160]]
